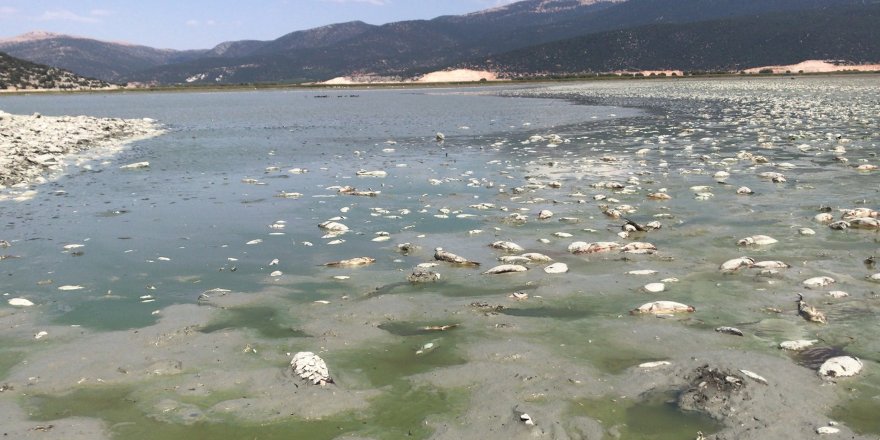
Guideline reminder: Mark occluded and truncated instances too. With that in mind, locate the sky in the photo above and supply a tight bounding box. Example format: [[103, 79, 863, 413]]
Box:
[[0, 0, 520, 50]]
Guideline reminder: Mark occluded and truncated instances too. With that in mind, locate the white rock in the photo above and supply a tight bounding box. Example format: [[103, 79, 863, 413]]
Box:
[[779, 340, 818, 351], [544, 263, 568, 274], [816, 426, 840, 435], [818, 356, 863, 378], [867, 273, 880, 282], [270, 270, 283, 277], [57, 285, 84, 291], [799, 228, 816, 236], [8, 298, 34, 307], [827, 290, 849, 298], [643, 283, 665, 293], [638, 361, 671, 368], [291, 351, 332, 385], [538, 210, 553, 220]]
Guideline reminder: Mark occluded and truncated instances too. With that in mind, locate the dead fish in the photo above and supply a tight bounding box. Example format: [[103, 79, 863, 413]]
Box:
[[630, 301, 695, 315], [323, 257, 375, 267], [849, 218, 880, 229], [521, 252, 553, 262], [715, 326, 744, 336], [739, 369, 768, 384], [620, 242, 657, 254], [828, 220, 850, 230], [751, 260, 790, 269], [290, 351, 333, 385], [119, 161, 150, 170], [434, 247, 480, 266], [737, 235, 778, 246], [719, 256, 755, 272], [499, 255, 531, 264], [647, 192, 672, 200], [483, 264, 528, 275], [424, 324, 458, 331], [355, 170, 387, 177], [802, 276, 835, 289], [490, 241, 524, 252], [797, 294, 827, 324], [407, 268, 441, 283], [622, 218, 648, 232], [568, 241, 620, 254], [318, 221, 349, 232]]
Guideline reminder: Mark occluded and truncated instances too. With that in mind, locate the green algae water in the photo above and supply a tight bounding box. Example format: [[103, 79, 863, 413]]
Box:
[[2, 77, 880, 438]]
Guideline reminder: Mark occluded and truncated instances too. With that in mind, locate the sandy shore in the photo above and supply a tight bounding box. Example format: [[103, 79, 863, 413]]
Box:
[[744, 59, 880, 74], [0, 109, 162, 196]]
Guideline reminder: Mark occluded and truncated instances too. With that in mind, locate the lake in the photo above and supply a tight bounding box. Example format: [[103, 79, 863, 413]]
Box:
[[1, 76, 878, 439]]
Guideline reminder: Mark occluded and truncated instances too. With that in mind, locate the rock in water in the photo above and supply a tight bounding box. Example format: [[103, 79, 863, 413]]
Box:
[[291, 351, 333, 385], [818, 356, 863, 378]]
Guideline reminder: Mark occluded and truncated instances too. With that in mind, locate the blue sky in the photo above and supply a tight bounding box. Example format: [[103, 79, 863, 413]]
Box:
[[0, 0, 519, 50]]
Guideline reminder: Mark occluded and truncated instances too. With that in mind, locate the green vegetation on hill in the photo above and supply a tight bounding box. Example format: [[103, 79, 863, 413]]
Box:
[[0, 51, 111, 90]]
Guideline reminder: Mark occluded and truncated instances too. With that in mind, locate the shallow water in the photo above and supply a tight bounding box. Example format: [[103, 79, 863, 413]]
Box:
[[2, 77, 880, 438]]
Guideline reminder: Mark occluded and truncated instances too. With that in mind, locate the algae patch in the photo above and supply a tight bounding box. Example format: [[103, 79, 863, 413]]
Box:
[[569, 391, 723, 439], [28, 382, 465, 440]]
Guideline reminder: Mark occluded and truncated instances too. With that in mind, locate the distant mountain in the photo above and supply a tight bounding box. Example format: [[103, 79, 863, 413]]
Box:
[[0, 32, 206, 82], [477, 3, 880, 75], [0, 51, 110, 90], [1, 0, 878, 85]]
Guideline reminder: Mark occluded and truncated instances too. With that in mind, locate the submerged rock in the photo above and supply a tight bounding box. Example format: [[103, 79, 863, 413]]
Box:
[[818, 356, 863, 378]]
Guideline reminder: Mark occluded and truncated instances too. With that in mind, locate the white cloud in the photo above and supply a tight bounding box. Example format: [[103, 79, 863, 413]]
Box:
[[90, 9, 113, 17], [39, 9, 101, 23], [186, 18, 218, 27]]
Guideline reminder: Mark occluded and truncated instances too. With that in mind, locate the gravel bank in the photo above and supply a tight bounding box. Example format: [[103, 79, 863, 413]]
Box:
[[0, 109, 161, 190]]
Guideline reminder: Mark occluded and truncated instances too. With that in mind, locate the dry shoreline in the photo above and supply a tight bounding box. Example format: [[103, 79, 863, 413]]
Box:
[[0, 109, 162, 198]]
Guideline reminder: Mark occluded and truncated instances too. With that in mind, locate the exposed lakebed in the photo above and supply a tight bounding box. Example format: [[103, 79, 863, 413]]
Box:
[[1, 77, 879, 439]]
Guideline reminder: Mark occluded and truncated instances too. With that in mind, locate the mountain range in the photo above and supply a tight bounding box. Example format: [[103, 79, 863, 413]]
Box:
[[0, 0, 878, 85]]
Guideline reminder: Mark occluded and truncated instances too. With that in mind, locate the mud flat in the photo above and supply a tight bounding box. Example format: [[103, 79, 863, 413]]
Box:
[[0, 109, 161, 198]]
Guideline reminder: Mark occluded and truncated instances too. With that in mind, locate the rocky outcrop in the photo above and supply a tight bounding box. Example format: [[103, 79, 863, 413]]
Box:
[[0, 110, 161, 189]]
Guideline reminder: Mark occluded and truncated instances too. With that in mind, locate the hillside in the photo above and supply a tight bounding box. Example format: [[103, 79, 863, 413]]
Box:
[[0, 51, 111, 91], [476, 4, 880, 75]]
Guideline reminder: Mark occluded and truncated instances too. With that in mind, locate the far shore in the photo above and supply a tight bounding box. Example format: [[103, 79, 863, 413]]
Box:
[[1, 67, 879, 97]]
